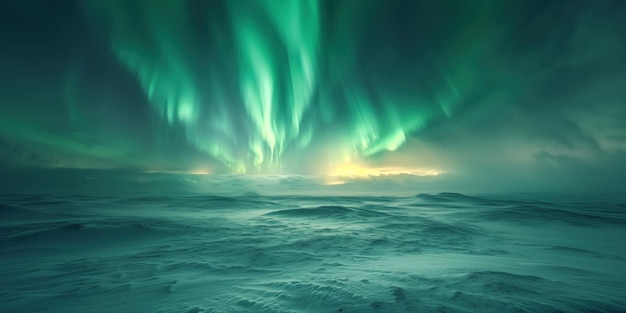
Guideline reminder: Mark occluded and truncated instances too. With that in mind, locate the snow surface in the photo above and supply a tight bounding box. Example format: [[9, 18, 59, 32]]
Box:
[[1, 192, 625, 312]]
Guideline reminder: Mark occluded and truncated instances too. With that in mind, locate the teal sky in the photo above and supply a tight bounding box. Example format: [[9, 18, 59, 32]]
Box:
[[1, 0, 625, 192]]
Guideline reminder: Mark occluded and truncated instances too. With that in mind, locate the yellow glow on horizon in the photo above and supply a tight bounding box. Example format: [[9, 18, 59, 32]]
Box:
[[328, 164, 441, 179], [325, 179, 347, 186], [145, 168, 212, 175], [189, 169, 211, 175]]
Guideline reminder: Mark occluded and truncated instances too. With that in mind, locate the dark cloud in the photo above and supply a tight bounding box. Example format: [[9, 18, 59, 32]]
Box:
[[0, 137, 58, 167]]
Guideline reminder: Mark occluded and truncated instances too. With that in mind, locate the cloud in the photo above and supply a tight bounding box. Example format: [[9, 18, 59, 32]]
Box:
[[0, 137, 59, 167]]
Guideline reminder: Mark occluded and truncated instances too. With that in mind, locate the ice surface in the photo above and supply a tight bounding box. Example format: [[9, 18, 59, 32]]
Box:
[[1, 193, 625, 312]]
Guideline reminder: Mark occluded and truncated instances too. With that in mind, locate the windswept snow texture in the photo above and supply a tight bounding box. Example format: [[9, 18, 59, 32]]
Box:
[[1, 193, 625, 312]]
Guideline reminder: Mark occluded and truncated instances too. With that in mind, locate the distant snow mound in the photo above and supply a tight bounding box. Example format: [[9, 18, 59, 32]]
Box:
[[264, 205, 353, 217]]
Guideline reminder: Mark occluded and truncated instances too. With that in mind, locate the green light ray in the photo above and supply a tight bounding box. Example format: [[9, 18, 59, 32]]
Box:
[[82, 0, 493, 173]]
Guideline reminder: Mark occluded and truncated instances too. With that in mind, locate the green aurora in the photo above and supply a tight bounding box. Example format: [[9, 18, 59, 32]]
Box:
[[1, 0, 626, 190], [83, 0, 459, 173]]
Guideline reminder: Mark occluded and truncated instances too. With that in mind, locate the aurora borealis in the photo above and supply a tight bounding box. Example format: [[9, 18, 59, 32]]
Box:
[[83, 0, 446, 173], [1, 0, 626, 193]]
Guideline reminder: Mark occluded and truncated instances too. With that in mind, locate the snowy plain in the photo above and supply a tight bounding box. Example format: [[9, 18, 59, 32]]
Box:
[[1, 174, 625, 312]]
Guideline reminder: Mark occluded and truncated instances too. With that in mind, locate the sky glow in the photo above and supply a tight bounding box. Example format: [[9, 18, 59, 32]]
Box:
[[1, 0, 625, 192]]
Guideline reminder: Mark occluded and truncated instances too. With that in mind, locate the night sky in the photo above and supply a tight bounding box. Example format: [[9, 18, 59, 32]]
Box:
[[1, 0, 625, 193]]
